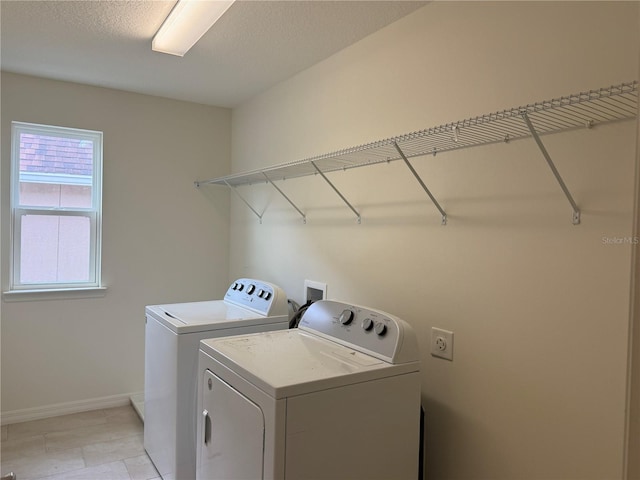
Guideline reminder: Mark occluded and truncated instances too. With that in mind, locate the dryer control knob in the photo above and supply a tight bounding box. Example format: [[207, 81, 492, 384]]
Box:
[[362, 318, 374, 331], [264, 292, 272, 300], [258, 289, 265, 298], [374, 322, 387, 336], [339, 309, 354, 325], [247, 284, 256, 295]]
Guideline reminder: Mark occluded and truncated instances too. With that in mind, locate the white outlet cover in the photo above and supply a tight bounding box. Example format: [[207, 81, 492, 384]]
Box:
[[431, 327, 454, 361]]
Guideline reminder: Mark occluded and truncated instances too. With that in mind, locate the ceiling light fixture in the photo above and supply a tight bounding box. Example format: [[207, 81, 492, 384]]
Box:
[[152, 0, 236, 57]]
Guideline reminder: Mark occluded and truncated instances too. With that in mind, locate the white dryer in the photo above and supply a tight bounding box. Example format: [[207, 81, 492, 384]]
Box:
[[196, 299, 421, 480], [144, 278, 288, 480]]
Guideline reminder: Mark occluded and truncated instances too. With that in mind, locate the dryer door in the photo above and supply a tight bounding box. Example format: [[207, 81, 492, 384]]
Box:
[[198, 369, 265, 480]]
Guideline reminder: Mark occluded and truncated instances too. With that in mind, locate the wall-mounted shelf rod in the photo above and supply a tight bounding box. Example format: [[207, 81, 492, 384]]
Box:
[[393, 142, 447, 225], [225, 180, 263, 224], [521, 113, 581, 225], [195, 81, 637, 224], [311, 161, 361, 224], [262, 172, 306, 223]]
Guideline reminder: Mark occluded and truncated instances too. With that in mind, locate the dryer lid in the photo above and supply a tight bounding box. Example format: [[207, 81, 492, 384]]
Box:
[[200, 329, 418, 399]]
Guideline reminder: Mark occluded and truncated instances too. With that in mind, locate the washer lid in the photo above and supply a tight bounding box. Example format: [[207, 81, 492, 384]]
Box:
[[145, 301, 287, 334], [200, 329, 419, 399]]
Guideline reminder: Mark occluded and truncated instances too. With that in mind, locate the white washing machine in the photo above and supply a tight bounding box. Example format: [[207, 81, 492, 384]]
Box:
[[144, 278, 289, 480], [196, 299, 421, 480]]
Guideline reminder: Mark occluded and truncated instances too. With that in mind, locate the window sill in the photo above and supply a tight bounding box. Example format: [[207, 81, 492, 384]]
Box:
[[2, 286, 108, 302]]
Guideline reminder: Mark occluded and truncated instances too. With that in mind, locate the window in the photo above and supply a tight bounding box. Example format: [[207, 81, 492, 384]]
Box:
[[10, 122, 103, 291]]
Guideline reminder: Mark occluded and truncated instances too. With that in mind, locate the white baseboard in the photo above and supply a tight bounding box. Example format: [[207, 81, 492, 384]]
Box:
[[1, 392, 143, 426], [130, 392, 144, 421]]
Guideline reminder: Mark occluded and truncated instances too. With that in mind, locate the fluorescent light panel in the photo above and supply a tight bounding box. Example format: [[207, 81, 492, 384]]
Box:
[[152, 0, 235, 57]]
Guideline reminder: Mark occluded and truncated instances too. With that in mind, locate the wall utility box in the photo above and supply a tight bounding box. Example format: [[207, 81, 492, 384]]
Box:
[[304, 280, 327, 302]]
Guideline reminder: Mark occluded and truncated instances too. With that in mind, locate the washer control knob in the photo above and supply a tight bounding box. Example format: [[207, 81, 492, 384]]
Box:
[[236, 283, 244, 291], [264, 291, 272, 300], [339, 309, 354, 325], [258, 289, 265, 298], [362, 318, 374, 331], [374, 322, 387, 336], [247, 284, 256, 295]]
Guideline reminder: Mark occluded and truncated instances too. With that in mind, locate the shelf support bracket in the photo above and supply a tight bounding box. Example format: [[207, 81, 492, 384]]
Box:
[[225, 180, 263, 224], [521, 113, 581, 225], [262, 172, 306, 224], [311, 161, 361, 224], [393, 142, 447, 225]]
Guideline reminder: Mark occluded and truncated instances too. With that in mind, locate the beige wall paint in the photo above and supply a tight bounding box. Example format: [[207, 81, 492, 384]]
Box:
[[230, 2, 639, 479], [1, 73, 231, 413], [628, 101, 640, 479], [626, 11, 640, 478]]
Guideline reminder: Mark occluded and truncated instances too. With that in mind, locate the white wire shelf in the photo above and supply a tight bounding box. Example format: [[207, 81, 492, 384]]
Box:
[[195, 81, 638, 224]]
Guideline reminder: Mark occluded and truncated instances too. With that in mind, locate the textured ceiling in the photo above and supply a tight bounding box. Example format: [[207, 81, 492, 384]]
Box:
[[1, 1, 426, 108]]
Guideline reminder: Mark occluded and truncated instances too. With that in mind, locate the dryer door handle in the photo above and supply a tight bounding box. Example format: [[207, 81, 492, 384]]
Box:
[[203, 409, 212, 445]]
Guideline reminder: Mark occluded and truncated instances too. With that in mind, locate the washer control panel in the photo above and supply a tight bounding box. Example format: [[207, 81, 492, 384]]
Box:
[[224, 278, 286, 316], [299, 300, 418, 364]]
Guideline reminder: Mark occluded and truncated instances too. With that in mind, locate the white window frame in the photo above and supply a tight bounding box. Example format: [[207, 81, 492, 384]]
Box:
[[9, 121, 103, 292]]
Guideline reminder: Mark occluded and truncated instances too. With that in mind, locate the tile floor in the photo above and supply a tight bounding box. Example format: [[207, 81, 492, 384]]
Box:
[[0, 405, 159, 480]]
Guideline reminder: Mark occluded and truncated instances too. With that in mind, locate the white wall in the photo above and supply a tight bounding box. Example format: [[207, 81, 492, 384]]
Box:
[[1, 73, 231, 416], [230, 2, 639, 479]]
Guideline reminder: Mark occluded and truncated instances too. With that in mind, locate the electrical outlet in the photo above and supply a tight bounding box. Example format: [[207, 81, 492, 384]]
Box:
[[431, 327, 454, 361]]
